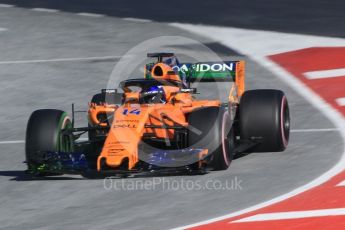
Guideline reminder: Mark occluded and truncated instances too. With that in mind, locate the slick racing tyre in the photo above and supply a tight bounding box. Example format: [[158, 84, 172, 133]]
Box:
[[188, 106, 234, 171], [25, 109, 73, 174], [239, 89, 290, 152]]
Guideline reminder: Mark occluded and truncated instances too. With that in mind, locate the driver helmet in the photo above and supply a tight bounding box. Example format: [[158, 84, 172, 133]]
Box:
[[141, 86, 167, 104]]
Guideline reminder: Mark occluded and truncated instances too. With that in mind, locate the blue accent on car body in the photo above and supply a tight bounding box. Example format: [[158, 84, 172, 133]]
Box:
[[123, 108, 141, 115], [44, 152, 88, 170], [146, 148, 206, 167]]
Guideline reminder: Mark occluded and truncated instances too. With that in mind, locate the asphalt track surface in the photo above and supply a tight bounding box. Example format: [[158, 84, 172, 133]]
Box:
[[0, 3, 343, 230]]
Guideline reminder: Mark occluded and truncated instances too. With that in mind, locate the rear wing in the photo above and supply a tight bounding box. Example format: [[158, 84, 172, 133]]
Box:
[[145, 60, 245, 97]]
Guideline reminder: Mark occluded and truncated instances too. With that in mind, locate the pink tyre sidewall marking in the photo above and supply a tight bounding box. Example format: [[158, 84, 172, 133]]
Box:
[[221, 111, 231, 167], [280, 96, 288, 148]]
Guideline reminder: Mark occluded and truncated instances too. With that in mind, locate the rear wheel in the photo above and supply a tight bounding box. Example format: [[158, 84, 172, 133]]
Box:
[[25, 109, 73, 174], [188, 106, 234, 170], [239, 89, 290, 152]]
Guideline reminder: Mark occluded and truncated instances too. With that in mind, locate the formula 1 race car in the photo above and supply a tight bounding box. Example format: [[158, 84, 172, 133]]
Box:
[[25, 53, 290, 177]]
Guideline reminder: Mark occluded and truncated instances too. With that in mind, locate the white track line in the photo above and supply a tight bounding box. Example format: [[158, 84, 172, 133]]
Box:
[[76, 12, 104, 18], [0, 55, 121, 65], [0, 28, 7, 32], [336, 180, 345, 186], [0, 140, 25, 144], [0, 4, 14, 8], [122, 17, 152, 23], [32, 8, 59, 13], [336, 98, 345, 106], [304, 68, 345, 79], [0, 138, 88, 145], [232, 208, 345, 223], [170, 24, 345, 230]]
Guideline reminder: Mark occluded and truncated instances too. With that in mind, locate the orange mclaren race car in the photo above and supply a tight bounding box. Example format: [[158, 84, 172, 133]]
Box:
[[25, 53, 290, 177]]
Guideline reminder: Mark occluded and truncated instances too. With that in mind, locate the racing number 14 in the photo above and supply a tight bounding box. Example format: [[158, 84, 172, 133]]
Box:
[[122, 109, 141, 115]]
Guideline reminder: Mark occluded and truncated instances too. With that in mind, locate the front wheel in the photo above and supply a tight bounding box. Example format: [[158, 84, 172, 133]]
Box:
[[25, 109, 73, 174]]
